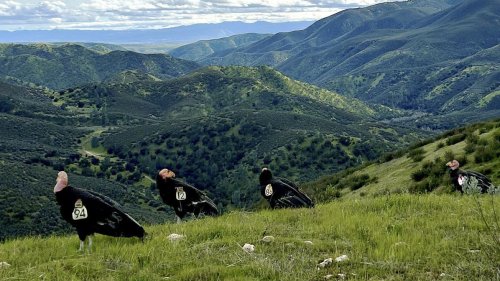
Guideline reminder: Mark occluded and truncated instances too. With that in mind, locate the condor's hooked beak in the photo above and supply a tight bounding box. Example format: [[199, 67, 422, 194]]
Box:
[[446, 160, 459, 171], [159, 169, 175, 179]]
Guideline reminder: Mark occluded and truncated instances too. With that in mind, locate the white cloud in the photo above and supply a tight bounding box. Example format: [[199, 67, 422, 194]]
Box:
[[0, 1, 21, 16], [0, 0, 406, 30]]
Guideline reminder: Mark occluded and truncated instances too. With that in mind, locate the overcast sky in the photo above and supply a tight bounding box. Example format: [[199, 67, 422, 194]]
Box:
[[0, 0, 405, 30]]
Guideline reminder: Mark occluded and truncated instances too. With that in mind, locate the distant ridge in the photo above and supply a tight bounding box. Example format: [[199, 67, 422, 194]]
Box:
[[0, 21, 314, 44]]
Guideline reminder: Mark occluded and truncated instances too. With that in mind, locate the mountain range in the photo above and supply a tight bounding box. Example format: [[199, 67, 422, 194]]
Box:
[[186, 0, 499, 117]]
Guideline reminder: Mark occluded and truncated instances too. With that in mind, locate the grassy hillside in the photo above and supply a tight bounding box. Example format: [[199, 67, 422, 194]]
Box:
[[0, 43, 200, 90], [304, 119, 500, 201], [0, 194, 498, 280]]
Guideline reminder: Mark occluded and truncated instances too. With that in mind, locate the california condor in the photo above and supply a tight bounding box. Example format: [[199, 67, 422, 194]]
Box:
[[446, 160, 495, 194], [259, 168, 314, 208], [156, 168, 218, 222], [54, 171, 145, 251]]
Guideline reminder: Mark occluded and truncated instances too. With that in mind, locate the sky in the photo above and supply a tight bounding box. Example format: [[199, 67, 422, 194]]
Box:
[[0, 0, 405, 31]]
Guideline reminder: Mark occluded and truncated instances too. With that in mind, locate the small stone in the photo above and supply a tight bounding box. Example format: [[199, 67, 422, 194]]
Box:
[[167, 233, 185, 241], [440, 273, 447, 277], [335, 254, 349, 262], [0, 262, 11, 269], [338, 273, 346, 279], [304, 240, 313, 245], [324, 274, 334, 279], [317, 258, 333, 269], [242, 243, 255, 253], [262, 236, 275, 243]]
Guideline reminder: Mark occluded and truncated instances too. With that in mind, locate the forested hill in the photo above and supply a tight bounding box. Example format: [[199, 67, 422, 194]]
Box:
[[0, 43, 200, 90], [0, 64, 421, 240], [53, 65, 420, 210], [200, 0, 500, 115]]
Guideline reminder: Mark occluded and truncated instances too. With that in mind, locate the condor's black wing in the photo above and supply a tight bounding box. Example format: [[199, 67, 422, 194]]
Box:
[[267, 179, 314, 208], [72, 187, 145, 238], [460, 170, 495, 193]]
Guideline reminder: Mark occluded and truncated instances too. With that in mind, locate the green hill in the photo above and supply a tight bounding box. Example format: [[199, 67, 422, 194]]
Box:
[[0, 43, 200, 90], [0, 194, 498, 280], [60, 66, 420, 209], [169, 33, 271, 61], [201, 0, 500, 116], [304, 118, 500, 201]]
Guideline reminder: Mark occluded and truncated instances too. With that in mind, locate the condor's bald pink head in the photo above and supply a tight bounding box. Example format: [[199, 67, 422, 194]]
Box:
[[54, 171, 68, 193], [159, 169, 176, 180], [446, 160, 460, 171]]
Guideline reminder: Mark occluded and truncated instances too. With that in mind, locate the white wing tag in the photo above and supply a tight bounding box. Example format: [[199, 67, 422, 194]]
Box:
[[458, 175, 466, 186], [176, 187, 187, 201], [265, 184, 273, 196], [72, 199, 88, 220]]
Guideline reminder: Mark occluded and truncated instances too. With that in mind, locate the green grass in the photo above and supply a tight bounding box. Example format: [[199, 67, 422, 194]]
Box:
[[1, 194, 498, 280], [303, 119, 500, 199]]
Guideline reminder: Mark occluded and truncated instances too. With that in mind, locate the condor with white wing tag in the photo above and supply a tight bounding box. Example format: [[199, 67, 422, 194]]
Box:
[[72, 199, 88, 220]]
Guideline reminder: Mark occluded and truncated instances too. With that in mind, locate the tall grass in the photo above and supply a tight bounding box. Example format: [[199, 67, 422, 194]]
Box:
[[0, 194, 498, 280]]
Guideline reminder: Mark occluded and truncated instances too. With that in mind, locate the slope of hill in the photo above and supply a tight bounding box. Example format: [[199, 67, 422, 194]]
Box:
[[0, 194, 498, 280], [169, 33, 271, 61], [202, 0, 500, 116], [0, 43, 200, 90], [304, 118, 500, 201]]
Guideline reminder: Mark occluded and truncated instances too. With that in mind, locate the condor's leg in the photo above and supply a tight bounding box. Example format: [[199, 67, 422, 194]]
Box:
[[88, 235, 93, 252], [77, 230, 87, 252]]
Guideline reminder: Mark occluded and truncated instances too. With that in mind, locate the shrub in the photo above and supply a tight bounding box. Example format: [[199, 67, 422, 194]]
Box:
[[446, 133, 466, 145], [411, 169, 427, 182], [408, 148, 425, 162]]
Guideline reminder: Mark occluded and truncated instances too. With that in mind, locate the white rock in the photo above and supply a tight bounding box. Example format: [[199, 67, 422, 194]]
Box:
[[304, 240, 314, 245], [262, 236, 275, 243], [242, 243, 255, 253], [440, 273, 447, 277], [0, 262, 11, 269], [338, 273, 346, 279], [324, 274, 334, 279], [335, 254, 349, 262], [167, 233, 185, 241], [317, 258, 333, 269]]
